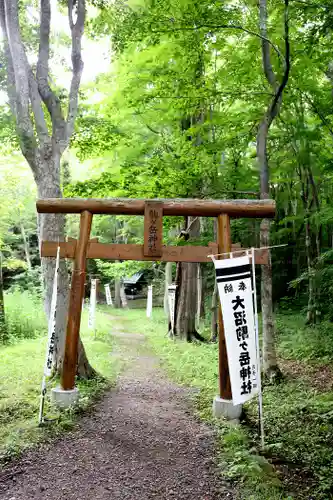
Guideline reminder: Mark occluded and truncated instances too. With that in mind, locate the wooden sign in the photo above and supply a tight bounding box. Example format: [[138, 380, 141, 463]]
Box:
[[143, 201, 163, 257]]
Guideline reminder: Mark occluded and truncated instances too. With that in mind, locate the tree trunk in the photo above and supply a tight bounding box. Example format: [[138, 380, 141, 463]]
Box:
[[36, 156, 93, 378], [196, 264, 202, 330], [114, 278, 121, 308], [175, 217, 205, 342], [19, 220, 32, 270], [176, 261, 198, 341], [210, 282, 218, 342], [260, 219, 280, 380], [0, 252, 7, 342], [305, 212, 316, 324], [120, 281, 128, 308], [257, 0, 289, 380]]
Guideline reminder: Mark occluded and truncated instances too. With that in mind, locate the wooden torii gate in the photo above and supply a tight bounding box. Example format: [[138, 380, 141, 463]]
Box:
[[37, 198, 275, 401]]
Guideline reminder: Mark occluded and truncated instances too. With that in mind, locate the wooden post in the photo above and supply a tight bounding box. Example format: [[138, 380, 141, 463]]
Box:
[[61, 211, 93, 390], [217, 213, 232, 400]]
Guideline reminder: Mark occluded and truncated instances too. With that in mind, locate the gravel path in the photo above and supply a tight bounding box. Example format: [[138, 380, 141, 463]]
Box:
[[0, 327, 235, 500]]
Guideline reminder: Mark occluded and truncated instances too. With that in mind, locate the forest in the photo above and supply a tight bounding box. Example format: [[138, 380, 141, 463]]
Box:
[[0, 0, 333, 499]]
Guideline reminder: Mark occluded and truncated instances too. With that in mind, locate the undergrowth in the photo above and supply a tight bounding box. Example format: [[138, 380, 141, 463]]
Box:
[[0, 307, 121, 465], [112, 307, 333, 500], [276, 313, 333, 363], [4, 290, 46, 342]]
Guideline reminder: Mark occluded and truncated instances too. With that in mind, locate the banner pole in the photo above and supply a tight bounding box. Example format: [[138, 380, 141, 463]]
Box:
[[217, 214, 232, 400], [251, 247, 265, 448]]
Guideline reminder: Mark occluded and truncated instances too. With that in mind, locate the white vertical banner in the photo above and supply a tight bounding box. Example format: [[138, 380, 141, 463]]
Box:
[[88, 279, 97, 330], [168, 284, 177, 335], [146, 285, 153, 318], [39, 246, 60, 423], [120, 282, 128, 308], [105, 284, 113, 306], [44, 246, 60, 376], [214, 255, 258, 405]]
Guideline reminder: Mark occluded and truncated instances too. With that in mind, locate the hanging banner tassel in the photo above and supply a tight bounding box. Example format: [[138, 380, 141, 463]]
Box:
[[213, 255, 259, 405], [39, 245, 60, 425], [88, 279, 97, 332], [168, 284, 177, 337], [146, 285, 153, 318]]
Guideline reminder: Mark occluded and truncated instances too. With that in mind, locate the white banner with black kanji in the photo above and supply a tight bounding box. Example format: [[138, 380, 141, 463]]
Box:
[[214, 255, 258, 405], [105, 284, 113, 306], [168, 284, 177, 335], [44, 246, 60, 376]]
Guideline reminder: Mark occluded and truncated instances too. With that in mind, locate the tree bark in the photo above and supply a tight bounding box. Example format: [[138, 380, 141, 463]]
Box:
[[37, 157, 92, 378], [114, 279, 121, 308], [0, 252, 7, 342], [260, 219, 280, 378], [176, 261, 198, 341], [257, 0, 289, 380], [0, 0, 92, 377], [175, 217, 205, 341], [210, 282, 218, 342], [196, 264, 202, 330]]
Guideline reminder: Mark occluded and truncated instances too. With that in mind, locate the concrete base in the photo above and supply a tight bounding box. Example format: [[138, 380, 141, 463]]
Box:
[[51, 386, 79, 409], [212, 396, 242, 423]]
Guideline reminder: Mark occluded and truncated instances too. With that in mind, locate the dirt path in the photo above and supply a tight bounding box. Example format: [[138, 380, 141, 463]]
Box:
[[0, 325, 235, 500]]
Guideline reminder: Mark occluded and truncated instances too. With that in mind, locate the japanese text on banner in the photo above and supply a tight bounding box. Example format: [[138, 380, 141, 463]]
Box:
[[214, 256, 258, 405]]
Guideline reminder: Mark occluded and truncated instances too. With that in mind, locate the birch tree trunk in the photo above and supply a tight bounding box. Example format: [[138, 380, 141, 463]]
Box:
[[0, 0, 94, 377]]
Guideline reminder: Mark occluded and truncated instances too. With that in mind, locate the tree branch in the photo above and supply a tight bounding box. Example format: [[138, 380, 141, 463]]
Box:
[[28, 70, 50, 146], [3, 0, 38, 170], [268, 0, 290, 120], [36, 0, 65, 137], [259, 0, 276, 87], [258, 0, 290, 197], [152, 23, 285, 64], [0, 0, 16, 116], [66, 0, 86, 148]]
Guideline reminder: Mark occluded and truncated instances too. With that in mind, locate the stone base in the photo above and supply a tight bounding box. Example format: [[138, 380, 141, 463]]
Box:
[[51, 386, 79, 409], [212, 396, 242, 423]]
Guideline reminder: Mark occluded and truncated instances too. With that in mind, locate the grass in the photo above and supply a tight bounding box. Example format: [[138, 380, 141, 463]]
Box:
[[4, 290, 46, 342], [2, 292, 333, 498], [110, 307, 333, 500], [276, 313, 333, 363], [0, 296, 122, 464]]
